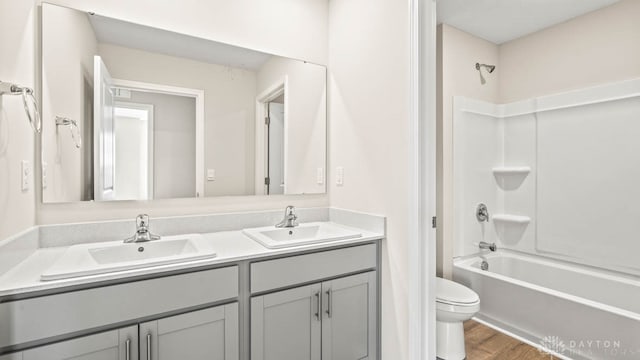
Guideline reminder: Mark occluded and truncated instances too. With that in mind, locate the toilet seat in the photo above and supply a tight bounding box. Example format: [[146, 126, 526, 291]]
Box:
[[436, 278, 479, 306]]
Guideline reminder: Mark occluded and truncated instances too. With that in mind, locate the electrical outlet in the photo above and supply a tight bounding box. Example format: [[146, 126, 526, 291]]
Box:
[[21, 160, 30, 191], [42, 162, 48, 189], [317, 167, 324, 185], [336, 166, 344, 186]]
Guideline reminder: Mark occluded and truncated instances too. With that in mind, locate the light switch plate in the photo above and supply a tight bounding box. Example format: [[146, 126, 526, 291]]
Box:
[[317, 167, 324, 185], [207, 169, 216, 181], [336, 166, 344, 186]]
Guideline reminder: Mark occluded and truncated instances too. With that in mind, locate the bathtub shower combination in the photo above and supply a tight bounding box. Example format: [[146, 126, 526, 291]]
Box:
[[452, 79, 640, 360], [455, 251, 640, 359]]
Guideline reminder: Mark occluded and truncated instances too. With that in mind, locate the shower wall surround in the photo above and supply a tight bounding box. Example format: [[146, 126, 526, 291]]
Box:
[[453, 78, 640, 275]]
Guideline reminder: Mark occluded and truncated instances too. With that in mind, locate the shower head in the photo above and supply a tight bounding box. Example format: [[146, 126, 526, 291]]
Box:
[[475, 63, 496, 84], [475, 63, 496, 73]]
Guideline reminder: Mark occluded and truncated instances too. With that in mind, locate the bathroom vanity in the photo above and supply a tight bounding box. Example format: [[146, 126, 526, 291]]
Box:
[[0, 209, 384, 360]]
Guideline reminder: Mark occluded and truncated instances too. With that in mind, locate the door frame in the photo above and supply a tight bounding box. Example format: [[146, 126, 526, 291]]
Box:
[[113, 101, 155, 199], [408, 0, 437, 359], [111, 78, 205, 198], [255, 76, 289, 195], [93, 56, 116, 201]]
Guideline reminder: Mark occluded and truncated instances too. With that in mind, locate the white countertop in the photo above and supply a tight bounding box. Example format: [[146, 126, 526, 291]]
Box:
[[0, 224, 383, 298]]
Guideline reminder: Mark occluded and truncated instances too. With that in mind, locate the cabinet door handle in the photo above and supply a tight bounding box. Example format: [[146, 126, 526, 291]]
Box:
[[325, 289, 332, 318], [125, 338, 131, 360], [314, 291, 321, 320], [147, 333, 152, 360]]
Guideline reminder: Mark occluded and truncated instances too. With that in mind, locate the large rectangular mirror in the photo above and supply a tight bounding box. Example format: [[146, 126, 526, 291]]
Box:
[[41, 3, 327, 203]]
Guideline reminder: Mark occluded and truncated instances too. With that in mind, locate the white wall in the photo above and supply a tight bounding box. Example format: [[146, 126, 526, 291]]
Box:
[[256, 56, 326, 195], [498, 0, 640, 103], [41, 3, 97, 203], [0, 0, 37, 240], [328, 0, 410, 358], [437, 24, 499, 277]]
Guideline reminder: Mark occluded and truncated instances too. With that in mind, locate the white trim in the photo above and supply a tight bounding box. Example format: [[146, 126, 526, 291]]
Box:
[[114, 102, 155, 199], [254, 77, 288, 195], [457, 77, 640, 118], [409, 0, 437, 359], [111, 78, 205, 198]]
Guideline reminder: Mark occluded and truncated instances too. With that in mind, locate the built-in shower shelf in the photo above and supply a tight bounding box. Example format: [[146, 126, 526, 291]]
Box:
[[492, 214, 530, 225], [492, 166, 531, 176]]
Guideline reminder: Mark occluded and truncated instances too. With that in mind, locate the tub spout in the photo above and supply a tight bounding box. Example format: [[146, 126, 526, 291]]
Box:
[[479, 241, 497, 252]]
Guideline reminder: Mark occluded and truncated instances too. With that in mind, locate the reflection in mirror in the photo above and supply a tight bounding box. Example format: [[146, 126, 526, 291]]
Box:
[[41, 3, 326, 203]]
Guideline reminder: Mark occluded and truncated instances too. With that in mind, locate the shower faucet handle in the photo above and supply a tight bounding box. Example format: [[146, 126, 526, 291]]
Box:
[[476, 203, 490, 222]]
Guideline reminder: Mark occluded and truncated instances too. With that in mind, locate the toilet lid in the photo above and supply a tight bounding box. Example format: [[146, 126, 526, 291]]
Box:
[[436, 278, 479, 305]]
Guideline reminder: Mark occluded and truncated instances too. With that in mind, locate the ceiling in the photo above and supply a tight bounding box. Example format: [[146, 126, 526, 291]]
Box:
[[437, 0, 621, 44], [89, 14, 272, 71]]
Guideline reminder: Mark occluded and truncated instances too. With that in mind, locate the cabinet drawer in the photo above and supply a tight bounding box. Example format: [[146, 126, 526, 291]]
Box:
[[0, 354, 22, 360], [0, 266, 238, 349], [250, 244, 377, 293]]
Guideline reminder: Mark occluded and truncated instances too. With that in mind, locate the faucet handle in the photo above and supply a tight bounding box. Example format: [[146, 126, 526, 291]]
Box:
[[476, 203, 489, 223], [136, 214, 150, 230], [284, 205, 295, 214]]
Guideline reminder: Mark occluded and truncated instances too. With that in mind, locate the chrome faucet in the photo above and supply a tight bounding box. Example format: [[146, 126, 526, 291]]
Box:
[[275, 205, 299, 228], [479, 241, 497, 252], [124, 214, 161, 243]]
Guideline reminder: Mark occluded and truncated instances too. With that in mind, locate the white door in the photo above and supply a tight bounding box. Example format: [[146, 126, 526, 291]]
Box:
[[113, 103, 154, 200], [267, 102, 285, 195], [140, 304, 239, 360], [22, 326, 138, 360], [251, 283, 322, 360], [93, 56, 116, 201], [321, 272, 377, 360]]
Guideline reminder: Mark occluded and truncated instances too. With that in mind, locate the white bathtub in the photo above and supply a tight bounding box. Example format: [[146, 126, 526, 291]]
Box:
[[454, 250, 640, 360]]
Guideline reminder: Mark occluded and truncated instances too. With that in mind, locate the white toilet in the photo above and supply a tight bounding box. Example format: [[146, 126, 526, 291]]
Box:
[[436, 277, 480, 360]]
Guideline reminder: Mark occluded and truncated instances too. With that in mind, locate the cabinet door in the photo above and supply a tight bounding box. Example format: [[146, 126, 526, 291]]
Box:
[[321, 271, 377, 360], [251, 284, 322, 360], [22, 325, 138, 360], [140, 303, 238, 360]]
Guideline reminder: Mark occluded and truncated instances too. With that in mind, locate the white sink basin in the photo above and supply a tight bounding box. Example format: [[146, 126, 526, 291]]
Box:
[[243, 222, 362, 249], [41, 234, 216, 281]]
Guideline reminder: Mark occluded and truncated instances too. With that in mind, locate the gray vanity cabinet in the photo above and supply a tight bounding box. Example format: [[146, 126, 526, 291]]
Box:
[[11, 303, 238, 360], [251, 271, 377, 360], [321, 271, 377, 360], [21, 325, 138, 360], [140, 303, 239, 360], [251, 284, 322, 360]]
